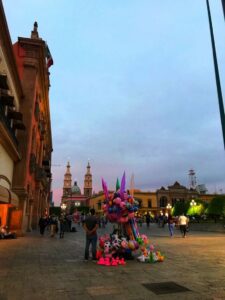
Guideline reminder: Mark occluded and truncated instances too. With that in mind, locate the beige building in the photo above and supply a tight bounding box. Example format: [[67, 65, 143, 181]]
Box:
[[89, 181, 215, 216]]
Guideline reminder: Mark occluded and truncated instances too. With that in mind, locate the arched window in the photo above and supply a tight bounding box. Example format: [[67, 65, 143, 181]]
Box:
[[159, 196, 168, 208]]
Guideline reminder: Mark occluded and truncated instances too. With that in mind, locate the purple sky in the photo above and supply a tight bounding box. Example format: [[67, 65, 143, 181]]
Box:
[[3, 0, 225, 205]]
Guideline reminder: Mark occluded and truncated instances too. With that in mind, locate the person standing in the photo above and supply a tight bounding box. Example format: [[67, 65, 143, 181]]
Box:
[[59, 215, 66, 238], [168, 214, 174, 237], [146, 212, 150, 228], [83, 208, 98, 261], [38, 216, 47, 236], [178, 213, 189, 238], [49, 215, 57, 237]]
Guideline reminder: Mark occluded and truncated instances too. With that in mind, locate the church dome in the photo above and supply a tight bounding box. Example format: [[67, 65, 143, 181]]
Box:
[[71, 181, 81, 195]]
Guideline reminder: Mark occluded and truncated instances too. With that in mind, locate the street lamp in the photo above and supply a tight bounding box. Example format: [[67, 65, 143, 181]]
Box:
[[166, 203, 172, 210], [61, 203, 67, 210], [166, 203, 172, 217]]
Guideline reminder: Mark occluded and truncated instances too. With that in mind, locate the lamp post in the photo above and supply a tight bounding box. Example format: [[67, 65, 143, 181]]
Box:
[[61, 203, 67, 213], [206, 0, 225, 149], [166, 203, 172, 217], [166, 203, 172, 210]]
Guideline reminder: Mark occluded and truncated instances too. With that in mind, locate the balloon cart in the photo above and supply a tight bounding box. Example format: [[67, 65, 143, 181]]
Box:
[[96, 173, 165, 266]]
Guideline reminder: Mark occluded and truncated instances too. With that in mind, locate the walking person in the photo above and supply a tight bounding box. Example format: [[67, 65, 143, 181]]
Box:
[[178, 213, 189, 238], [146, 212, 150, 228], [38, 215, 47, 236], [83, 208, 98, 262], [168, 214, 174, 237], [49, 215, 58, 237], [59, 215, 66, 238]]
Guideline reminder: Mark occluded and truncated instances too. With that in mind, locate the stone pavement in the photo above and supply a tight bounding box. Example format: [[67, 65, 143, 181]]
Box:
[[0, 224, 225, 300]]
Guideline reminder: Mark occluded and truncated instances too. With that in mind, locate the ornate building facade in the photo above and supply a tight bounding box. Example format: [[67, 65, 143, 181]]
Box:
[[89, 181, 215, 216], [61, 162, 92, 211], [0, 0, 25, 230], [11, 22, 53, 233]]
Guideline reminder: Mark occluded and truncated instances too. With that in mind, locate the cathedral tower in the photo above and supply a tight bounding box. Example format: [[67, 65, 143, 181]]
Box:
[[63, 162, 72, 196], [84, 161, 92, 197]]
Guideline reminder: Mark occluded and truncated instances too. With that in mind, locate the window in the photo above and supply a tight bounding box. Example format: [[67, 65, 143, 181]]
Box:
[[159, 196, 168, 208], [148, 200, 152, 208]]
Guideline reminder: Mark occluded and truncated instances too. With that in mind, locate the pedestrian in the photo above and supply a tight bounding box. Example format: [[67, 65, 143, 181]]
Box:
[[38, 215, 47, 236], [73, 209, 80, 226], [178, 213, 189, 238], [81, 213, 86, 226], [168, 214, 174, 237], [146, 212, 150, 228], [83, 208, 98, 261], [49, 215, 58, 237], [59, 215, 66, 238]]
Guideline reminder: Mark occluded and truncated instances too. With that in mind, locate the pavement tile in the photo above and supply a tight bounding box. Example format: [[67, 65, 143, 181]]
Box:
[[0, 224, 224, 300]]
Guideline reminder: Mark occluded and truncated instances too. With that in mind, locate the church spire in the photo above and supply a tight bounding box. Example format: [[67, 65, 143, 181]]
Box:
[[63, 161, 72, 196], [31, 21, 39, 39], [84, 161, 92, 197]]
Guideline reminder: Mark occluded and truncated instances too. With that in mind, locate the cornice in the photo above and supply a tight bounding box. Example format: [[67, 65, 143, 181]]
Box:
[[0, 1, 24, 100]]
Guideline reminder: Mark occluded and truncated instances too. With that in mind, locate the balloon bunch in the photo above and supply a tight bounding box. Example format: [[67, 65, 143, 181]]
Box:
[[100, 173, 165, 265], [98, 233, 139, 259], [102, 173, 139, 224], [137, 243, 165, 263]]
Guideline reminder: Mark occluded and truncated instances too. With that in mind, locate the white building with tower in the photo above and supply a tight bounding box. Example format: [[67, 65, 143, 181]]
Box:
[[61, 162, 92, 212]]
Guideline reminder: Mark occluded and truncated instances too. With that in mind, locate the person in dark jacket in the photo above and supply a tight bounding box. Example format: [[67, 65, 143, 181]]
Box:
[[38, 216, 47, 236], [83, 209, 98, 261]]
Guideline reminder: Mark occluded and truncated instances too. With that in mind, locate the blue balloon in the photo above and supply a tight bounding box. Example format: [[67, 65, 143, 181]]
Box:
[[108, 207, 113, 213], [113, 206, 117, 212]]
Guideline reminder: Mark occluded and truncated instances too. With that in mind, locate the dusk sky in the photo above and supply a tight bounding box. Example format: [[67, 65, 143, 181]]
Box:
[[3, 0, 225, 205]]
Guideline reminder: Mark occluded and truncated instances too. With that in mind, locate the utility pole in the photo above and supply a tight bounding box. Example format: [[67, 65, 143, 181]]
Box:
[[206, 0, 225, 149], [221, 0, 225, 19]]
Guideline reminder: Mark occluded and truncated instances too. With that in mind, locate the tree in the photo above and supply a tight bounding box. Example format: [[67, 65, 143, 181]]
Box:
[[206, 196, 225, 222], [187, 198, 208, 217], [172, 201, 189, 216], [49, 206, 61, 217]]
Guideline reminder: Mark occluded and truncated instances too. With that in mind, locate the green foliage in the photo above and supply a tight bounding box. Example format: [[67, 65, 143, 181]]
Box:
[[69, 205, 75, 215], [78, 206, 90, 214], [187, 203, 204, 216], [207, 196, 225, 217], [49, 206, 61, 216], [187, 198, 208, 216], [172, 201, 189, 216]]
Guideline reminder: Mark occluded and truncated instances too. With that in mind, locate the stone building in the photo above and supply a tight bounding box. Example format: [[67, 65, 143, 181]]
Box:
[[89, 181, 215, 216], [61, 162, 92, 212], [11, 22, 53, 233], [0, 0, 25, 230]]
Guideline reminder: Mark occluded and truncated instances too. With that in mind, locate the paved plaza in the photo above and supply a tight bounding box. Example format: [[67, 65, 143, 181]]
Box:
[[0, 224, 225, 300]]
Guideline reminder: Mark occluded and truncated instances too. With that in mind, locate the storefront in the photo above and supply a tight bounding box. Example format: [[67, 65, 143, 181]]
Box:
[[0, 185, 21, 230]]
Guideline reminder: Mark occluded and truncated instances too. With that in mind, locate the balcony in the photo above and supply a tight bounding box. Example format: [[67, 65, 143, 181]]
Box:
[[35, 166, 49, 188], [35, 166, 46, 181], [0, 102, 18, 146]]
